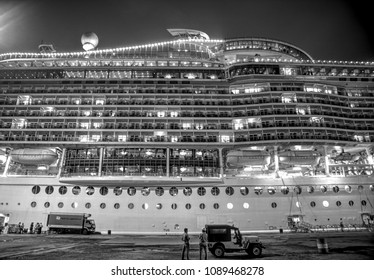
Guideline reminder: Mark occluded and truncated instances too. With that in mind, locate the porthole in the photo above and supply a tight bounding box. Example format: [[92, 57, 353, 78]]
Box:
[[310, 201, 316, 208], [141, 187, 150, 196], [156, 203, 162, 210], [361, 200, 367, 206], [155, 187, 164, 196], [225, 186, 234, 196], [32, 185, 40, 194], [71, 202, 78, 209], [213, 203, 219, 209], [320, 186, 327, 193], [142, 203, 149, 210], [240, 187, 249, 195], [294, 186, 302, 194], [85, 202, 91, 209], [271, 202, 277, 208], [197, 187, 206, 196], [358, 185, 364, 192], [332, 186, 340, 193], [281, 186, 289, 195], [268, 187, 276, 195], [323, 201, 329, 207], [100, 186, 108, 196], [59, 186, 67, 195], [243, 202, 249, 209], [58, 202, 64, 208], [336, 201, 342, 207], [169, 187, 178, 196], [345, 185, 352, 193], [113, 186, 122, 196], [127, 187, 136, 196], [227, 203, 233, 209], [185, 203, 191, 210], [44, 202, 50, 208], [86, 186, 95, 195], [370, 185, 374, 192], [114, 203, 120, 209], [183, 187, 192, 196], [100, 203, 106, 209], [72, 186, 81, 195], [128, 203, 134, 209], [307, 186, 314, 194], [45, 185, 54, 195], [199, 203, 205, 209], [31, 201, 37, 208], [348, 200, 354, 206], [211, 187, 220, 196], [171, 203, 177, 210], [254, 187, 263, 195], [296, 201, 301, 208]]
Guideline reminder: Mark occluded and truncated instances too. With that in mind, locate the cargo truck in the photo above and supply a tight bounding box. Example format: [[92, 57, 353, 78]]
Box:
[[47, 213, 96, 234]]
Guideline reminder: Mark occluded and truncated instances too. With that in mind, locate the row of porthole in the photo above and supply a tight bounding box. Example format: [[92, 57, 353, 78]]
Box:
[[31, 185, 374, 196], [30, 200, 368, 210]]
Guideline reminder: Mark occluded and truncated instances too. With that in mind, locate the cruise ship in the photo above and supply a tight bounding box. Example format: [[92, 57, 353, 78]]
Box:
[[0, 29, 373, 234]]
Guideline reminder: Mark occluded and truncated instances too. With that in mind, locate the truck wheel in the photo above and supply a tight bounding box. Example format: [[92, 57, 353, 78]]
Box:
[[82, 229, 88, 235], [213, 245, 225, 258], [247, 245, 262, 257]]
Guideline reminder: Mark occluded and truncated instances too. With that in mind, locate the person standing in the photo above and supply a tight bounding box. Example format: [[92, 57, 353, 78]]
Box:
[[199, 227, 208, 260], [181, 228, 190, 260], [29, 222, 34, 234]]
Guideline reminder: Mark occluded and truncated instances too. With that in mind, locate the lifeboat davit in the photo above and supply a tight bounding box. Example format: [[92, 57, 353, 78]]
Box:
[[226, 150, 271, 168], [10, 148, 58, 165]]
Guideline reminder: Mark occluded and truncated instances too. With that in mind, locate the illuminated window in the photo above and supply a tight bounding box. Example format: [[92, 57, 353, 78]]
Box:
[[71, 202, 78, 209], [345, 185, 352, 193], [227, 203, 233, 209], [296, 201, 301, 208], [243, 203, 249, 209], [322, 201, 329, 207], [142, 203, 149, 210], [240, 187, 249, 195]]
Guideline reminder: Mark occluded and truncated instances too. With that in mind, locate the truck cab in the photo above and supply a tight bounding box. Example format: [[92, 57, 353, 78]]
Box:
[[205, 224, 264, 258]]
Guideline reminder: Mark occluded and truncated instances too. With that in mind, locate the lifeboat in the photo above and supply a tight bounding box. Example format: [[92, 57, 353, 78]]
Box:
[[226, 150, 271, 168], [10, 148, 58, 165], [278, 150, 321, 166]]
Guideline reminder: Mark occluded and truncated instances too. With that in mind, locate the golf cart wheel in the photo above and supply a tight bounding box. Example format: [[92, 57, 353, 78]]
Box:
[[213, 245, 225, 258], [247, 244, 262, 257]]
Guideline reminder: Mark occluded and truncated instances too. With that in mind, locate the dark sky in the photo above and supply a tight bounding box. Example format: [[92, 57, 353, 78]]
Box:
[[0, 0, 373, 61]]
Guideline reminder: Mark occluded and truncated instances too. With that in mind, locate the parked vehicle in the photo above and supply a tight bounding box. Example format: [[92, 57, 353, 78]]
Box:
[[47, 213, 95, 234], [205, 224, 265, 258]]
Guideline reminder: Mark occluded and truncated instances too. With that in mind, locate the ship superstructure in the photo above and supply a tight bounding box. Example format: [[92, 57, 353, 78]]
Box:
[[0, 29, 373, 233]]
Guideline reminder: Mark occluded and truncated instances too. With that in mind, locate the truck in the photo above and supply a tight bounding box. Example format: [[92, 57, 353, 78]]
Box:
[[205, 224, 265, 258], [47, 213, 96, 234]]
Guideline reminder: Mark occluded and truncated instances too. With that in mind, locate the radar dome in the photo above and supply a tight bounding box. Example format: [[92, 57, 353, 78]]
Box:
[[81, 32, 99, 51]]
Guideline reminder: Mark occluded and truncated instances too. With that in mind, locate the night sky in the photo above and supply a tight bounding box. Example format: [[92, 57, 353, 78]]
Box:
[[0, 0, 373, 61]]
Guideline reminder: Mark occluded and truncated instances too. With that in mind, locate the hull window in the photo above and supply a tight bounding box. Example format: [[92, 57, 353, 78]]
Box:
[[32, 185, 40, 194]]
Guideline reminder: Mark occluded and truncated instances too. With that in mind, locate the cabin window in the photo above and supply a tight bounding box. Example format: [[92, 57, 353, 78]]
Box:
[[243, 202, 249, 209], [45, 186, 54, 195], [345, 185, 352, 193], [32, 185, 41, 194], [322, 201, 329, 207], [44, 202, 50, 208], [198, 187, 206, 196], [225, 187, 234, 196], [100, 203, 106, 209], [294, 186, 302, 194], [320, 186, 327, 193], [113, 187, 122, 196], [281, 186, 289, 195], [155, 187, 164, 196], [185, 203, 191, 210], [58, 202, 64, 208], [307, 186, 314, 193], [31, 202, 37, 208], [310, 201, 316, 207], [336, 201, 342, 207], [142, 203, 149, 210], [71, 202, 78, 209], [271, 202, 277, 208], [213, 203, 220, 209], [348, 200, 354, 206], [227, 203, 233, 209], [169, 187, 178, 196], [200, 203, 206, 209], [268, 187, 276, 195], [171, 203, 177, 210], [156, 203, 162, 210], [361, 200, 367, 206], [114, 203, 120, 209], [358, 185, 364, 192], [86, 186, 95, 195], [141, 187, 150, 196], [85, 203, 91, 209], [211, 187, 220, 196], [254, 187, 263, 195], [59, 186, 67, 195], [333, 186, 340, 193], [127, 187, 136, 196], [72, 186, 81, 195], [100, 187, 108, 196], [183, 187, 192, 196]]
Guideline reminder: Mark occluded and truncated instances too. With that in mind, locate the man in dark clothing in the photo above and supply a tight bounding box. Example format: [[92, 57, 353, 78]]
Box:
[[199, 227, 208, 260], [181, 228, 190, 260]]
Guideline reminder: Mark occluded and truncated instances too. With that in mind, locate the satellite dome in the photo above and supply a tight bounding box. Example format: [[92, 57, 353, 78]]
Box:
[[81, 32, 99, 51]]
